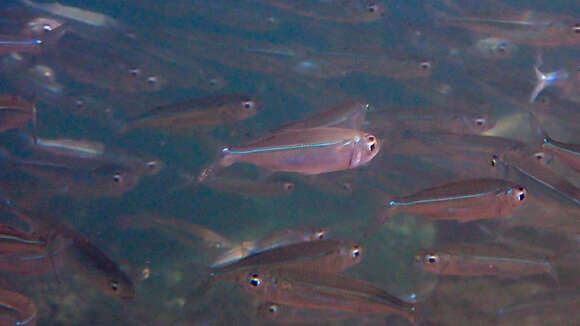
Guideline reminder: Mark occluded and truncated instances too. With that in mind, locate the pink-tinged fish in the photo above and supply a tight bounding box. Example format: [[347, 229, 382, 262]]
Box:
[[119, 94, 261, 134], [417, 243, 558, 281], [0, 288, 37, 326], [212, 226, 329, 267], [433, 8, 580, 47], [255, 0, 386, 24], [0, 95, 36, 133], [3, 202, 135, 300], [273, 98, 370, 132], [369, 179, 527, 233], [200, 127, 380, 181], [211, 239, 362, 274], [234, 268, 416, 323]]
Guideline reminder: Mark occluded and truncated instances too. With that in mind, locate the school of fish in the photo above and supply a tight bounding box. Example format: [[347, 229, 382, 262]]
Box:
[[0, 0, 578, 325]]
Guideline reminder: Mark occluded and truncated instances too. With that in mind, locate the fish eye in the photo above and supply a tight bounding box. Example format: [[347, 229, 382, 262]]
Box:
[[242, 101, 254, 109], [367, 3, 379, 13], [146, 161, 157, 169], [249, 273, 261, 287], [572, 23, 580, 34], [129, 68, 140, 76], [267, 304, 278, 313], [75, 99, 85, 109], [351, 245, 361, 259], [113, 172, 122, 183], [315, 230, 325, 240], [42, 24, 54, 32], [420, 61, 432, 70], [534, 152, 544, 160], [367, 136, 377, 151], [147, 76, 158, 85], [341, 182, 352, 191], [110, 280, 119, 291], [425, 253, 438, 264], [209, 78, 218, 86], [283, 182, 295, 192], [515, 187, 526, 201], [474, 117, 486, 126], [490, 154, 499, 167]]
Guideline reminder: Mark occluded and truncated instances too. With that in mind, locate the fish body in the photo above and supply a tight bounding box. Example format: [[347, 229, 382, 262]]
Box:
[[543, 137, 580, 173], [19, 0, 120, 29], [0, 288, 37, 326], [418, 244, 557, 280], [0, 95, 36, 133], [121, 94, 260, 133], [211, 239, 361, 274], [209, 127, 379, 178], [256, 0, 385, 23], [235, 268, 415, 322], [377, 179, 527, 227]]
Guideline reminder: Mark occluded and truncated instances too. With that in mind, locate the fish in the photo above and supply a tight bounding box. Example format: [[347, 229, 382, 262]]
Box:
[[200, 127, 380, 181], [369, 178, 528, 233], [433, 9, 580, 47], [0, 288, 38, 326], [472, 37, 518, 60], [416, 243, 558, 280], [19, 0, 120, 29], [0, 34, 42, 55], [211, 226, 329, 267], [146, 216, 233, 250], [234, 268, 416, 323], [2, 202, 135, 300], [211, 239, 362, 274], [0, 95, 36, 133], [0, 149, 141, 199], [119, 94, 261, 134], [255, 0, 386, 24], [272, 98, 370, 132]]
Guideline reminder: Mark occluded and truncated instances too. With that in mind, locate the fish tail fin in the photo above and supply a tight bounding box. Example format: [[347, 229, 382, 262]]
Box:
[[529, 66, 548, 103], [197, 149, 234, 183], [546, 262, 558, 283]]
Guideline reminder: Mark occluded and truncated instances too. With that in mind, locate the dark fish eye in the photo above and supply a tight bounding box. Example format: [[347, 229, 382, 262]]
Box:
[[572, 23, 580, 33], [129, 68, 140, 76], [420, 61, 432, 70], [113, 172, 122, 183], [75, 99, 85, 109], [426, 254, 438, 263], [242, 101, 254, 109], [147, 76, 158, 85], [209, 79, 218, 86], [490, 154, 499, 167], [42, 24, 53, 32], [342, 182, 352, 191], [146, 161, 157, 169], [268, 304, 278, 313], [283, 182, 295, 192], [249, 273, 261, 287], [315, 230, 325, 239], [367, 4, 379, 13], [534, 152, 544, 160], [474, 118, 486, 126], [110, 280, 119, 291], [351, 246, 361, 258], [518, 192, 525, 201]]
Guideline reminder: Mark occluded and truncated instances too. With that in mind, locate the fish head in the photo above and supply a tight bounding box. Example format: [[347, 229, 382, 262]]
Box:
[[462, 112, 495, 135], [140, 158, 165, 176], [101, 271, 136, 301], [353, 1, 386, 23], [351, 133, 380, 167], [256, 302, 282, 320], [226, 96, 262, 121], [25, 17, 64, 37], [502, 184, 528, 210], [415, 250, 447, 274], [91, 164, 141, 197]]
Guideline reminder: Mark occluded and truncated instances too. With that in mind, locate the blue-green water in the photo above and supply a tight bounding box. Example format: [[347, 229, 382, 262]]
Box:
[[0, 0, 578, 325]]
